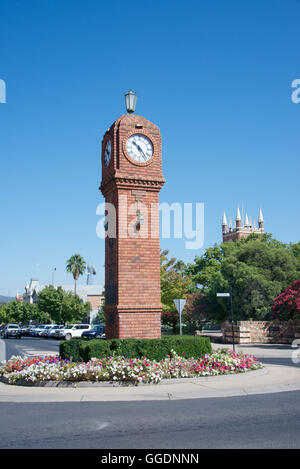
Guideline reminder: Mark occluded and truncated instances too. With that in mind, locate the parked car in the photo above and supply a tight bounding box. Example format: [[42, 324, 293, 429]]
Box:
[[2, 324, 21, 339], [37, 325, 49, 337], [43, 325, 60, 338], [55, 324, 92, 340], [82, 325, 105, 340], [48, 325, 65, 338], [28, 325, 41, 337], [25, 325, 38, 336], [40, 325, 56, 337], [30, 325, 48, 337], [19, 326, 30, 336], [53, 325, 72, 339]]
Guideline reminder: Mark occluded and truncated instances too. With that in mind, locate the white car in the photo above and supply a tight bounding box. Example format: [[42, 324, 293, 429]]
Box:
[[56, 324, 92, 341], [46, 325, 64, 338], [2, 324, 21, 339]]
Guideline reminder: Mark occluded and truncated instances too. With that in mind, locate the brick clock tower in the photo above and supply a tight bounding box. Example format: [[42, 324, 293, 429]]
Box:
[[100, 92, 165, 340]]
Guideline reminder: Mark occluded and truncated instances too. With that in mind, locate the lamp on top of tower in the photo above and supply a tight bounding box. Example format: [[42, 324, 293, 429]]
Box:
[[125, 90, 138, 113]]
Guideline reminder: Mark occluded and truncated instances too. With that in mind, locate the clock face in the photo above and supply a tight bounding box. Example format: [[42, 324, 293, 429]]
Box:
[[126, 134, 153, 163], [104, 139, 111, 166]]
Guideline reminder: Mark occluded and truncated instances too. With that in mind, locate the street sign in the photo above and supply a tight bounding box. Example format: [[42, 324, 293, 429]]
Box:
[[173, 299, 186, 313], [174, 299, 186, 336], [216, 293, 230, 297]]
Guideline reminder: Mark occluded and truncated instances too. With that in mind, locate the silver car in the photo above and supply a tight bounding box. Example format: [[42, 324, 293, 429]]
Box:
[[2, 324, 21, 339]]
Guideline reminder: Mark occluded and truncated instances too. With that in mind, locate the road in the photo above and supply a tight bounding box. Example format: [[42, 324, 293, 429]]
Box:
[[0, 391, 300, 448], [1, 338, 300, 449], [1, 336, 60, 360]]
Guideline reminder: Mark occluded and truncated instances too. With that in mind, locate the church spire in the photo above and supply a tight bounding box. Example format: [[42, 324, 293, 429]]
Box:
[[222, 211, 228, 233], [236, 206, 242, 228], [244, 212, 249, 227], [258, 207, 264, 231]]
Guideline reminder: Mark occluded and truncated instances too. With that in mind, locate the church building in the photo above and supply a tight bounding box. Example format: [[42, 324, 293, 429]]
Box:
[[222, 207, 264, 242]]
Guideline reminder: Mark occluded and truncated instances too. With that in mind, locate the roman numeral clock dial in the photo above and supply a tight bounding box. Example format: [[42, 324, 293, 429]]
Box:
[[125, 134, 153, 164], [104, 139, 111, 166]]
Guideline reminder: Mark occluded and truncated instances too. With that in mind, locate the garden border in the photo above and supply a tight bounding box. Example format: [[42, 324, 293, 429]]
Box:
[[0, 366, 266, 388]]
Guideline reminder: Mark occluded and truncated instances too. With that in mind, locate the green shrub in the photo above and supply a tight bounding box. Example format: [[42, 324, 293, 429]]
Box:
[[59, 339, 88, 362], [81, 339, 113, 362], [60, 335, 212, 362]]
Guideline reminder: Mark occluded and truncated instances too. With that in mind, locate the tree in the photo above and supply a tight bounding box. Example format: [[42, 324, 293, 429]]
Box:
[[61, 292, 91, 324], [272, 279, 300, 320], [186, 234, 300, 322], [92, 307, 105, 325], [183, 293, 212, 333], [66, 254, 86, 295], [38, 286, 65, 324], [161, 310, 179, 334], [185, 244, 224, 288], [160, 249, 193, 312], [0, 300, 51, 325], [0, 300, 24, 324], [38, 285, 91, 324]]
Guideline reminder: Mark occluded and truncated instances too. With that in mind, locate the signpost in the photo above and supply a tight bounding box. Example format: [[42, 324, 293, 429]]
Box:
[[173, 299, 186, 336], [217, 286, 235, 352]]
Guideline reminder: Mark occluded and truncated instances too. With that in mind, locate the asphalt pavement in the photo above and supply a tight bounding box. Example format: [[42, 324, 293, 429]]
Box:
[[0, 338, 300, 449], [1, 391, 300, 448]]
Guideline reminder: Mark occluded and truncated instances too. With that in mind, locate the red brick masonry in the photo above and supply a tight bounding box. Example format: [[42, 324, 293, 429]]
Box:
[[100, 114, 165, 339]]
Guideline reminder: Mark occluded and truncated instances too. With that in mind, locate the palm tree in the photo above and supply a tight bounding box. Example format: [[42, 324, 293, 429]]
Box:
[[66, 254, 86, 295]]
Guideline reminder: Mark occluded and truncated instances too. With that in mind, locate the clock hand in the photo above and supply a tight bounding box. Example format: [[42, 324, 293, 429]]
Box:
[[132, 141, 147, 160]]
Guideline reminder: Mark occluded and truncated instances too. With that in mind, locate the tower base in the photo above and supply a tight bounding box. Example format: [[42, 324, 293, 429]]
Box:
[[104, 306, 162, 339]]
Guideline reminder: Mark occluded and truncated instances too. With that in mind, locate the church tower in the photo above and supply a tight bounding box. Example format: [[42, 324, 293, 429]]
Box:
[[222, 206, 264, 242]]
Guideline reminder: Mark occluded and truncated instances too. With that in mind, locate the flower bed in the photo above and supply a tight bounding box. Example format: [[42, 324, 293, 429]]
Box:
[[0, 349, 263, 385]]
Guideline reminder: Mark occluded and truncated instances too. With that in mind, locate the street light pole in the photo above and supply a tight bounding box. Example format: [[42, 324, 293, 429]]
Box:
[[216, 288, 235, 353], [230, 285, 235, 352]]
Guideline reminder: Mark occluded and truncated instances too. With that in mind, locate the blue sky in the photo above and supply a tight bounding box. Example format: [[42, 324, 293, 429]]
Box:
[[0, 0, 299, 296]]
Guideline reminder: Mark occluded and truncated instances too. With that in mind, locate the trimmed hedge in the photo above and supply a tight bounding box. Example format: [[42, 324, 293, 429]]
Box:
[[59, 335, 212, 362]]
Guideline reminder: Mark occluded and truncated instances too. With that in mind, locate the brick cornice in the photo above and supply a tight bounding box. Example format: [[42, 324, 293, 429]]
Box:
[[104, 305, 162, 313], [100, 173, 165, 197]]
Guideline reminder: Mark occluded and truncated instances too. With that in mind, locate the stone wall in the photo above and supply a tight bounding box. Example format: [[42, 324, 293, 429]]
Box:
[[222, 321, 300, 344]]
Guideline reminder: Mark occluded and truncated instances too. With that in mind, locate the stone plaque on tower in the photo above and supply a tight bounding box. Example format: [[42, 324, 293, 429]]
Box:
[[99, 92, 165, 339]]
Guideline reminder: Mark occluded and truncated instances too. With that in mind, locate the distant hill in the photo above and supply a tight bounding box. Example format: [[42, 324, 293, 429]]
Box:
[[0, 295, 15, 304]]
